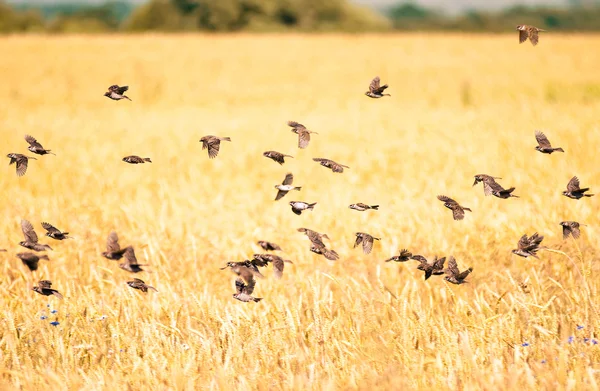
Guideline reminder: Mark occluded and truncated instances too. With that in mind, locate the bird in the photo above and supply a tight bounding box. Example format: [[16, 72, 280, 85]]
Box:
[[119, 247, 148, 273], [102, 232, 130, 260], [313, 158, 349, 173], [127, 278, 157, 293], [298, 228, 330, 247], [199, 135, 231, 159], [473, 174, 518, 199], [233, 278, 262, 303], [563, 176, 594, 199], [287, 121, 318, 149], [512, 233, 544, 259], [365, 76, 391, 98], [354, 232, 380, 255], [517, 25, 545, 46], [104, 85, 132, 101], [275, 173, 302, 201], [437, 195, 472, 221], [257, 241, 282, 251], [7, 153, 36, 177], [534, 131, 564, 154], [349, 203, 379, 212], [221, 262, 264, 302], [0, 249, 6, 252], [32, 280, 63, 299], [251, 254, 293, 279], [122, 156, 151, 164], [263, 151, 294, 165], [289, 201, 316, 215], [444, 256, 473, 285], [24, 135, 55, 156], [20, 219, 52, 252], [412, 255, 446, 280], [310, 243, 340, 261], [560, 221, 584, 240], [385, 249, 413, 262], [41, 222, 71, 240], [221, 261, 265, 279], [17, 252, 49, 271]]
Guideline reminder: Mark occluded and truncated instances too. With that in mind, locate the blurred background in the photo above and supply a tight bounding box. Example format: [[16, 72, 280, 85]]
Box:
[[1, 0, 599, 34]]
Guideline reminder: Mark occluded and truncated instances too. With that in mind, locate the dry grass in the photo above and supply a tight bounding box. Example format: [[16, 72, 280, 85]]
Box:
[[1, 33, 600, 390]]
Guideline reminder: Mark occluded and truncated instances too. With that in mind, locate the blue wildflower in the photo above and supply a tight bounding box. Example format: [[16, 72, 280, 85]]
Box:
[[40, 315, 48, 320], [521, 342, 530, 347], [577, 325, 584, 330], [593, 339, 598, 345], [50, 321, 59, 326], [541, 359, 547, 364], [50, 310, 58, 314], [584, 338, 590, 343], [568, 336, 575, 344]]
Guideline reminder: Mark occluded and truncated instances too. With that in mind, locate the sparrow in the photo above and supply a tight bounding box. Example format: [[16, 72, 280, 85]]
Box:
[[310, 243, 340, 261], [123, 156, 151, 164], [289, 201, 316, 215], [20, 219, 52, 252], [354, 232, 380, 255], [127, 278, 157, 293], [517, 25, 545, 46], [365, 76, 391, 98], [41, 222, 71, 240], [437, 195, 472, 221], [104, 85, 132, 101], [32, 280, 63, 299], [473, 174, 518, 199], [25, 135, 55, 156], [349, 203, 379, 212], [412, 255, 446, 280], [119, 247, 148, 273], [275, 173, 302, 201], [252, 254, 293, 279], [512, 233, 544, 259], [17, 252, 49, 271], [535, 131, 564, 154], [257, 241, 282, 251], [298, 228, 330, 246], [263, 151, 294, 165], [233, 278, 262, 303], [384, 249, 413, 262], [563, 176, 594, 199], [7, 153, 36, 177], [560, 221, 585, 240], [444, 256, 473, 285], [313, 158, 349, 173], [102, 232, 130, 260], [199, 135, 231, 159], [221, 261, 265, 279], [288, 121, 318, 149]]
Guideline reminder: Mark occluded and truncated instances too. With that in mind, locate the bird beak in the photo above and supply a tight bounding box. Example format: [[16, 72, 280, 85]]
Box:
[[220, 265, 229, 270]]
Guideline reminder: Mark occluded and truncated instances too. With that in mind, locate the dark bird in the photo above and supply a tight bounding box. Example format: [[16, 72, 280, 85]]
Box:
[[221, 262, 263, 302], [123, 156, 151, 164], [289, 201, 316, 215], [535, 131, 564, 154], [257, 241, 282, 251], [32, 280, 63, 299], [298, 228, 330, 247], [233, 278, 262, 303], [444, 256, 473, 285], [287, 121, 318, 149], [310, 243, 340, 261], [102, 232, 130, 260], [354, 232, 380, 255], [275, 173, 302, 201], [412, 255, 446, 280], [560, 221, 584, 240], [127, 278, 157, 293], [437, 195, 472, 221], [512, 233, 544, 259], [349, 203, 379, 212], [252, 254, 293, 279], [263, 151, 294, 165], [365, 76, 391, 98], [17, 252, 49, 271], [473, 174, 518, 199], [41, 222, 71, 240], [199, 135, 231, 159], [517, 25, 545, 46], [25, 135, 55, 156], [119, 247, 148, 273], [563, 176, 594, 199], [20, 219, 52, 252], [385, 249, 413, 262], [7, 153, 36, 177], [221, 261, 265, 279], [313, 158, 349, 173], [104, 85, 132, 101]]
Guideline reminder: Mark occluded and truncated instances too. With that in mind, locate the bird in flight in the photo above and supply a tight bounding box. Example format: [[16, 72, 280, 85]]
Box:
[[560, 221, 584, 240], [534, 131, 564, 154], [444, 257, 472, 285], [274, 173, 302, 201], [473, 174, 518, 199], [17, 252, 49, 271], [563, 176, 594, 199], [32, 280, 63, 299], [354, 232, 380, 254], [119, 247, 148, 273], [123, 156, 152, 164], [20, 219, 52, 252], [257, 241, 282, 251], [437, 195, 472, 220], [412, 255, 446, 280], [25, 135, 55, 156], [365, 76, 390, 98], [517, 25, 545, 46], [127, 278, 158, 293], [263, 151, 294, 165], [104, 85, 132, 101], [287, 121, 318, 149], [349, 203, 379, 212], [385, 249, 413, 263], [512, 233, 544, 259], [251, 254, 293, 279], [199, 135, 231, 159], [7, 153, 36, 177], [313, 158, 349, 173], [41, 222, 72, 240], [289, 201, 316, 215], [102, 232, 130, 260]]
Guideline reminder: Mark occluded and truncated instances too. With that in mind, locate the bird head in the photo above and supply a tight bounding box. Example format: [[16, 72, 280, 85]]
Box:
[[364, 91, 370, 96], [349, 204, 356, 209], [516, 25, 525, 31], [562, 190, 569, 196], [220, 262, 235, 270], [104, 92, 111, 97], [472, 176, 482, 186]]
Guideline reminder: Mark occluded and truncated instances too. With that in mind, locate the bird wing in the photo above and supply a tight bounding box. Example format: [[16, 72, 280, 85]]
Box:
[[21, 219, 39, 243], [567, 176, 580, 192], [529, 29, 539, 46], [272, 258, 284, 279], [437, 195, 457, 205], [123, 247, 138, 265], [207, 140, 221, 159], [369, 76, 381, 93], [287, 121, 306, 130], [107, 231, 120, 252], [282, 173, 294, 186], [452, 206, 465, 221], [561, 225, 571, 240], [457, 267, 472, 281], [24, 135, 44, 149], [535, 131, 552, 148], [324, 249, 339, 260], [297, 129, 310, 149], [519, 29, 528, 44], [354, 234, 364, 248], [362, 235, 374, 254], [15, 157, 29, 177], [235, 278, 245, 295], [275, 189, 288, 201], [433, 256, 447, 270], [38, 280, 52, 289], [517, 234, 530, 251], [482, 178, 503, 196], [330, 162, 344, 173], [571, 225, 580, 239], [306, 231, 325, 247], [400, 249, 412, 259], [411, 255, 428, 263], [41, 222, 61, 235], [445, 256, 460, 277]]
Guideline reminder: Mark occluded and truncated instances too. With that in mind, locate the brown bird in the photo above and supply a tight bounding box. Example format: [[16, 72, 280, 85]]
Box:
[[221, 261, 265, 279], [512, 233, 544, 259], [313, 158, 349, 173], [354, 232, 380, 255], [288, 121, 318, 149], [310, 243, 340, 261], [233, 278, 262, 303], [41, 222, 71, 240], [123, 156, 151, 164], [7, 153, 36, 177], [119, 247, 148, 273], [412, 255, 446, 280], [289, 201, 316, 215], [102, 232, 130, 260], [437, 195, 472, 221], [298, 228, 330, 247], [221, 262, 264, 302], [263, 151, 294, 165], [257, 241, 282, 251], [104, 85, 132, 101], [563, 176, 594, 199], [20, 219, 52, 252], [0, 249, 6, 252], [473, 174, 518, 199], [127, 278, 157, 293], [535, 131, 564, 154], [200, 135, 231, 159], [517, 25, 545, 46], [252, 254, 293, 279], [349, 203, 379, 212], [17, 252, 49, 271], [275, 173, 302, 201], [385, 249, 413, 263], [365, 76, 391, 98], [25, 135, 55, 156], [32, 280, 63, 299], [560, 221, 584, 240], [444, 256, 473, 285]]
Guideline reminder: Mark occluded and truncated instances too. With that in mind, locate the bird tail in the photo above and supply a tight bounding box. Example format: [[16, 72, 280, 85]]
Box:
[[285, 155, 294, 158], [144, 158, 152, 163], [371, 205, 379, 210], [308, 202, 317, 210], [48, 151, 56, 156], [294, 187, 302, 191], [253, 297, 263, 302], [464, 207, 472, 212], [384, 94, 391, 97], [585, 194, 594, 197], [40, 255, 49, 261], [221, 137, 232, 142], [125, 96, 132, 101], [554, 148, 565, 152]]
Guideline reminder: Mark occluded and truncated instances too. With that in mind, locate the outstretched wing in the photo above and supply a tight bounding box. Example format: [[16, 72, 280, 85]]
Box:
[[437, 195, 457, 205], [15, 157, 29, 177], [445, 256, 460, 277], [282, 173, 293, 186], [567, 176, 580, 192], [369, 76, 381, 93], [529, 29, 539, 46], [123, 247, 138, 265], [21, 219, 39, 243], [297, 130, 310, 149], [535, 131, 552, 148], [107, 231, 121, 252], [24, 135, 44, 149], [362, 235, 374, 254], [287, 121, 306, 131], [275, 189, 288, 201], [41, 222, 61, 235], [517, 234, 530, 251], [207, 140, 221, 159], [519, 29, 528, 44], [354, 234, 364, 249], [452, 206, 465, 221]]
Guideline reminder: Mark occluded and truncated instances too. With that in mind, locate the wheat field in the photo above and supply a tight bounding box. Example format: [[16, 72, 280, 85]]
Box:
[[1, 33, 600, 390]]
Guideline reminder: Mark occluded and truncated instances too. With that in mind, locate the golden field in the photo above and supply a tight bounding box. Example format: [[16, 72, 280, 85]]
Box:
[[1, 33, 600, 390]]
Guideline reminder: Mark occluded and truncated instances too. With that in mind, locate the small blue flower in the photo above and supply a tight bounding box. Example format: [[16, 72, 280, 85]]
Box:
[[593, 339, 598, 345], [521, 342, 530, 347], [568, 336, 575, 344], [584, 338, 590, 343], [120, 349, 124, 352], [46, 304, 50, 308], [40, 316, 48, 320], [50, 310, 58, 314], [577, 325, 584, 330], [50, 321, 59, 326], [541, 359, 547, 364]]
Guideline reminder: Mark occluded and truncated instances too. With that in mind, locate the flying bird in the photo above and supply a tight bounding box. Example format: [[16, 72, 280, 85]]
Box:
[[563, 176, 594, 199], [287, 121, 318, 149], [274, 173, 301, 201], [122, 156, 151, 164], [104, 85, 132, 101], [289, 201, 316, 215], [199, 135, 231, 159], [512, 233, 544, 259], [17, 252, 49, 271], [7, 153, 36, 177], [32, 280, 63, 299], [534, 131, 564, 154], [257, 241, 282, 251], [252, 254, 293, 279], [263, 151, 294, 165], [20, 219, 52, 252], [560, 221, 584, 240], [354, 232, 380, 255], [517, 25, 545, 46], [41, 222, 71, 240], [385, 249, 413, 263], [473, 174, 518, 199], [437, 195, 472, 221], [233, 278, 262, 303], [365, 76, 391, 98], [119, 247, 148, 273], [310, 243, 340, 261], [313, 158, 349, 173], [349, 203, 379, 212], [127, 278, 157, 293], [444, 256, 473, 285], [221, 261, 265, 279], [412, 255, 446, 280], [102, 232, 130, 260], [25, 135, 55, 156], [298, 228, 330, 247]]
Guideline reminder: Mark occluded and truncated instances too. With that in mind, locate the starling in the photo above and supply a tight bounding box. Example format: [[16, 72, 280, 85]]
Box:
[[289, 201, 316, 215], [298, 228, 330, 247], [313, 158, 349, 173], [25, 135, 55, 156], [199, 135, 231, 159], [122, 156, 151, 164], [17, 252, 49, 271], [354, 232, 380, 255], [119, 247, 148, 273], [263, 151, 294, 165], [535, 131, 564, 154], [7, 153, 36, 177], [233, 278, 262, 303], [473, 174, 518, 199], [221, 261, 265, 279], [412, 255, 446, 280], [127, 278, 157, 293], [349, 203, 379, 212], [517, 25, 545, 46], [563, 176, 594, 199], [560, 221, 584, 240], [41, 222, 71, 240], [104, 85, 132, 101], [102, 232, 130, 260], [252, 254, 293, 279], [275, 173, 302, 201], [257, 241, 282, 251], [512, 233, 544, 259], [20, 219, 52, 252], [437, 195, 472, 221], [32, 280, 63, 299], [287, 121, 318, 149], [444, 256, 472, 285], [310, 243, 340, 261], [385, 249, 413, 262], [365, 76, 391, 98]]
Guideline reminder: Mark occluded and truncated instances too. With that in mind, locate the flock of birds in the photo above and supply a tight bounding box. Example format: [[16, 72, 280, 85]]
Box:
[[4, 25, 585, 303]]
